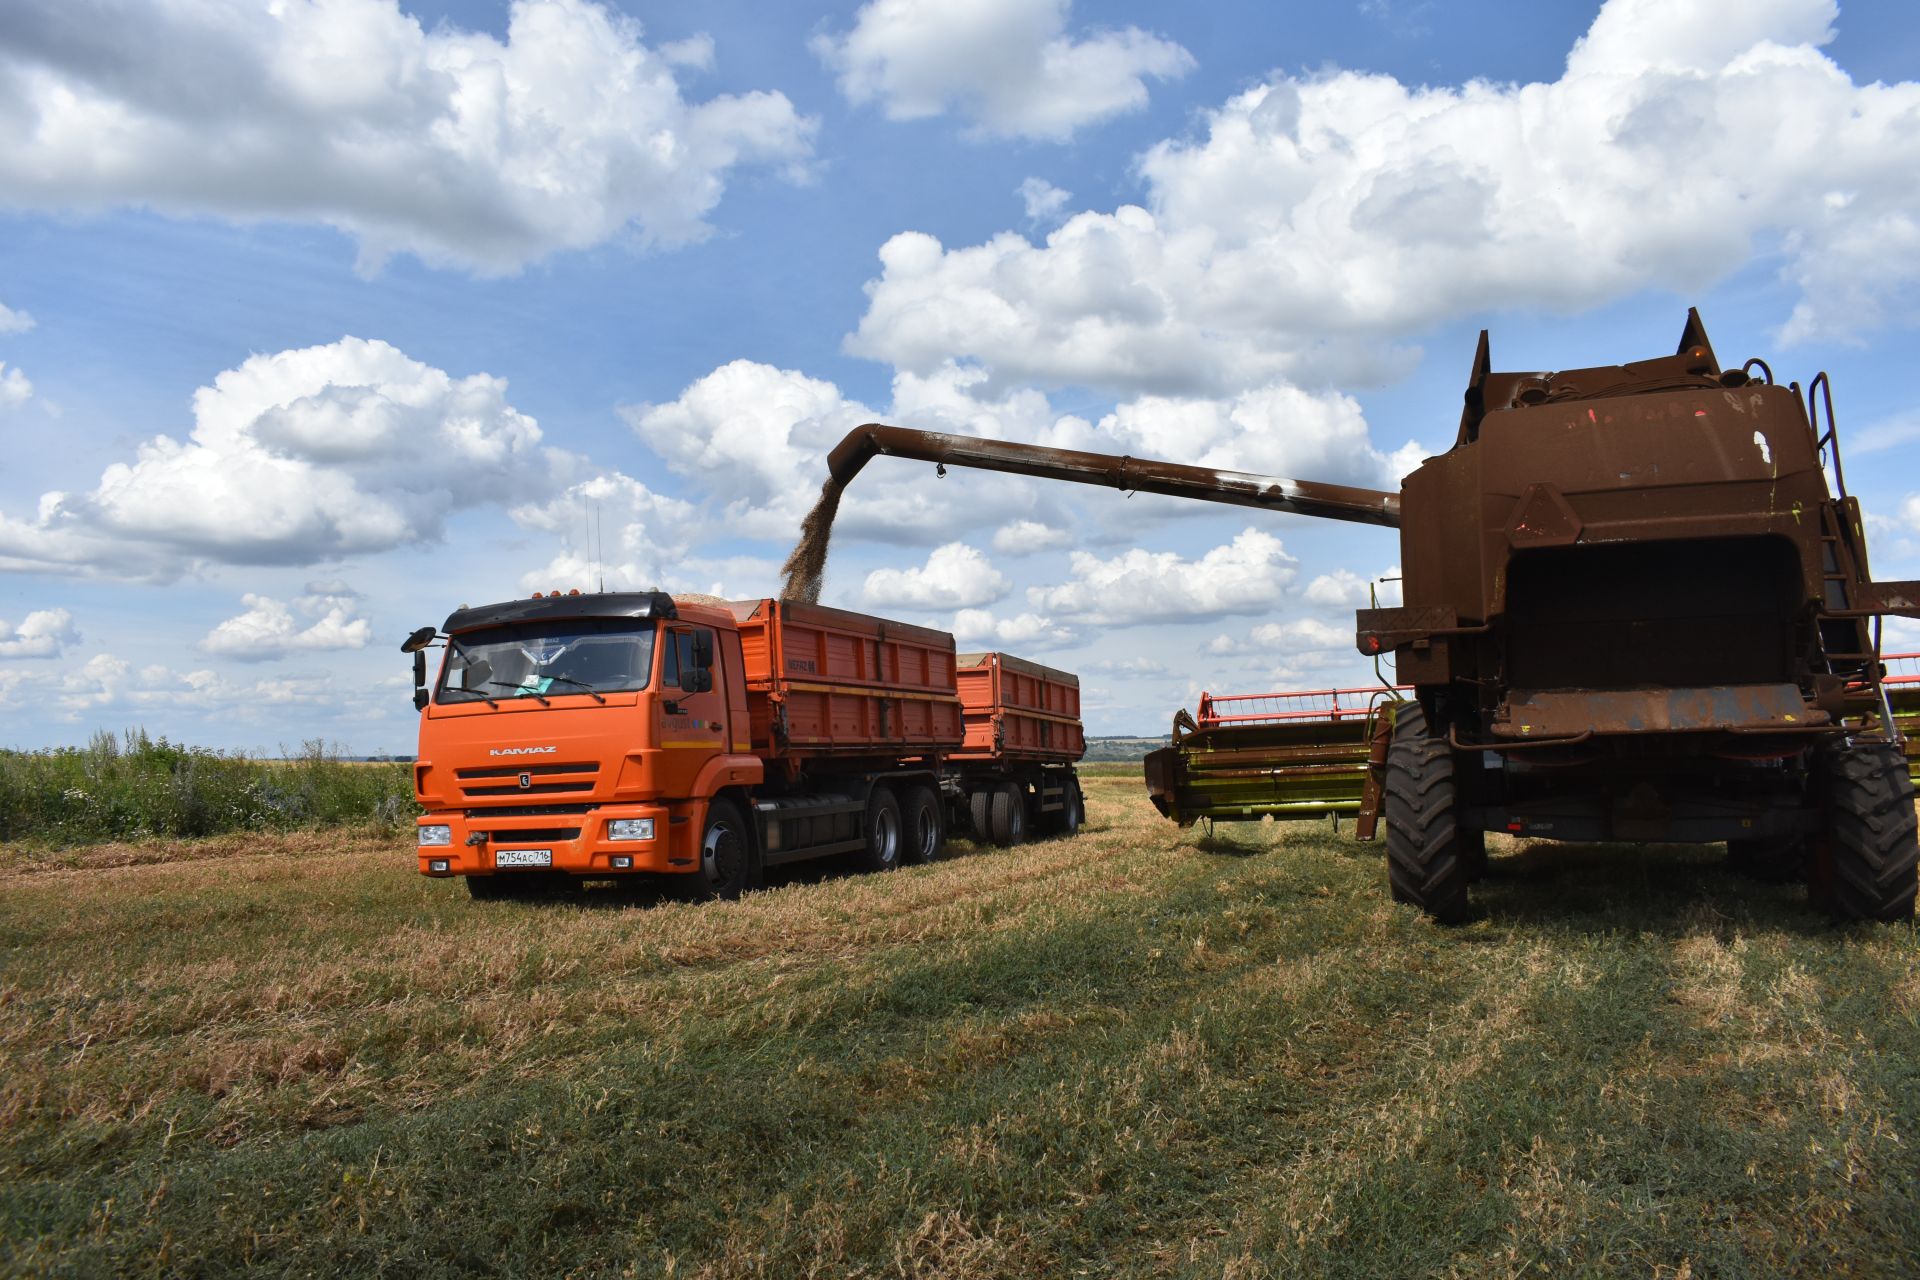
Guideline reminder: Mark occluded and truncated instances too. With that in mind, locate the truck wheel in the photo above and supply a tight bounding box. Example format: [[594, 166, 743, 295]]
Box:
[[988, 782, 1027, 847], [691, 799, 753, 900], [1048, 779, 1083, 838], [1817, 743, 1918, 922], [1384, 702, 1472, 924], [902, 784, 943, 864], [860, 787, 903, 872], [968, 788, 992, 841]]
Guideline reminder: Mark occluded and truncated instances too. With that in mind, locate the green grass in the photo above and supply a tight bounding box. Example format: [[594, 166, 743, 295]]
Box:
[[0, 730, 416, 848], [2, 774, 1918, 1276]]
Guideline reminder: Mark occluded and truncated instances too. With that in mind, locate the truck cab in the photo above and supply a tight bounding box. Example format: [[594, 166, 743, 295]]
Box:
[[408, 591, 764, 891]]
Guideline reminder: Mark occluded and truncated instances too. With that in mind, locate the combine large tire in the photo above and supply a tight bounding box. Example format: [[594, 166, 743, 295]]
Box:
[[859, 787, 903, 873], [1384, 702, 1473, 924], [988, 782, 1027, 847], [901, 784, 943, 865], [1817, 743, 1918, 923]]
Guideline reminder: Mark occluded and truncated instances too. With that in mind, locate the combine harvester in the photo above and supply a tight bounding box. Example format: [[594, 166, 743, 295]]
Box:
[[812, 311, 1920, 923]]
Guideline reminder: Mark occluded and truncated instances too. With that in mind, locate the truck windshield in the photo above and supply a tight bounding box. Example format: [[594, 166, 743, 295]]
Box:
[[439, 618, 656, 703]]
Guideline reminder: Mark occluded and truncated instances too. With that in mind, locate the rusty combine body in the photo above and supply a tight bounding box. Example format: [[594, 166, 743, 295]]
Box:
[[820, 311, 1920, 923]]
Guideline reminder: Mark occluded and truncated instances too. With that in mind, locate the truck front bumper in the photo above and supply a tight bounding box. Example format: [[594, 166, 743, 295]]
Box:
[[416, 805, 698, 878]]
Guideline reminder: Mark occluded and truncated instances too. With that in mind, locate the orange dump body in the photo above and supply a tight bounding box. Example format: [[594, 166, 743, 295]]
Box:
[[729, 598, 963, 759], [952, 652, 1085, 764]]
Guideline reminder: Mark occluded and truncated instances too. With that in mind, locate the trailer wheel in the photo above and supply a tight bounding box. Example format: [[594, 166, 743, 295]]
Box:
[[968, 788, 992, 842], [1048, 779, 1083, 838], [902, 785, 943, 864], [1816, 743, 1918, 923], [689, 798, 753, 900], [1383, 702, 1472, 924], [988, 782, 1027, 847], [860, 787, 903, 873]]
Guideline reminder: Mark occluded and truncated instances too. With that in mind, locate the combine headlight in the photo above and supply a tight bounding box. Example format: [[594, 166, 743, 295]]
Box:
[[418, 824, 453, 846], [607, 818, 655, 841]]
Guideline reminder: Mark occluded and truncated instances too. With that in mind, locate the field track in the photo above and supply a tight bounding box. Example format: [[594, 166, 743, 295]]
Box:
[[4, 770, 1920, 1276]]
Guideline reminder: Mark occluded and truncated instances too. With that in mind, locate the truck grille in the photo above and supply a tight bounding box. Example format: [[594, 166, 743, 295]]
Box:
[[455, 761, 600, 799], [477, 827, 581, 843]]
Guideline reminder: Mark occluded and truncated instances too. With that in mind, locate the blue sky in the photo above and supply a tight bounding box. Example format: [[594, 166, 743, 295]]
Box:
[[0, 0, 1917, 750]]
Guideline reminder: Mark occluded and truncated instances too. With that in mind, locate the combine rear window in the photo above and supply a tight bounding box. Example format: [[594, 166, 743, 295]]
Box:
[[439, 618, 656, 702]]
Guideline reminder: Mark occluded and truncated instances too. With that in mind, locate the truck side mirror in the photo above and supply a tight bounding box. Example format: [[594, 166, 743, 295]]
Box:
[[691, 630, 714, 670], [678, 666, 712, 694], [401, 626, 438, 653], [412, 649, 429, 711]]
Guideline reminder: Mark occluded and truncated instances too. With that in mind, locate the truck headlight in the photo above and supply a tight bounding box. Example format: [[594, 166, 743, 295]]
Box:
[[607, 818, 655, 841], [418, 824, 453, 846]]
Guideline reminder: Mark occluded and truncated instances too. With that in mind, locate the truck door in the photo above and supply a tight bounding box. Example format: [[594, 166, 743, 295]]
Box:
[[656, 624, 726, 798]]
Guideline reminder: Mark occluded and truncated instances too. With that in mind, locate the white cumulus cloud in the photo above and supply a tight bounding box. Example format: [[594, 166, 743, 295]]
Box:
[[1098, 385, 1425, 490], [0, 300, 33, 334], [510, 471, 709, 594], [992, 519, 1074, 556], [814, 0, 1192, 141], [1019, 177, 1071, 224], [1028, 527, 1298, 625], [0, 607, 78, 658], [863, 542, 1010, 610], [951, 607, 1076, 651], [0, 363, 29, 411], [0, 337, 566, 580], [0, 0, 814, 275], [848, 0, 1920, 397], [202, 589, 373, 662]]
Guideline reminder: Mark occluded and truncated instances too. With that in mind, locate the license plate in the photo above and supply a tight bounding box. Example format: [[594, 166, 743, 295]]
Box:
[[494, 849, 553, 868]]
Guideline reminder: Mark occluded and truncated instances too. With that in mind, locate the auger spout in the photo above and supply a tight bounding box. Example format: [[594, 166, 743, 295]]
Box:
[[825, 424, 1403, 528]]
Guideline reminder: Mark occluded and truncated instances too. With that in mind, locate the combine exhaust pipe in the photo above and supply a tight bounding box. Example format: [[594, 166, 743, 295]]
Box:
[[826, 424, 1402, 529]]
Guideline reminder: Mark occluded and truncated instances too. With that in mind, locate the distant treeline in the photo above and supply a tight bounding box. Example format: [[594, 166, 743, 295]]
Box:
[[0, 731, 418, 846], [1082, 736, 1168, 763]]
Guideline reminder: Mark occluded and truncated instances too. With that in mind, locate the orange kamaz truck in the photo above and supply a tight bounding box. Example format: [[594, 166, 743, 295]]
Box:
[[402, 591, 1085, 899]]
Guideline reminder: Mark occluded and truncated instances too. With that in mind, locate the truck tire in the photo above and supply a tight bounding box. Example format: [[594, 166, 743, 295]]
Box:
[[860, 787, 903, 873], [902, 784, 943, 864], [1384, 702, 1473, 924], [968, 788, 992, 842], [1047, 778, 1083, 838], [1817, 743, 1918, 922], [690, 798, 753, 900], [988, 781, 1027, 847]]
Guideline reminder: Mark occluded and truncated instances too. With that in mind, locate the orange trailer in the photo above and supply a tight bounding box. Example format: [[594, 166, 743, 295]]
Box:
[[951, 652, 1086, 844], [404, 591, 1083, 901]]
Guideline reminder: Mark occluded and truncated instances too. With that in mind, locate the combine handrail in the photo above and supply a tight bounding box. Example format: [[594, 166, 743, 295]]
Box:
[[1197, 684, 1414, 728], [1884, 651, 1920, 685]]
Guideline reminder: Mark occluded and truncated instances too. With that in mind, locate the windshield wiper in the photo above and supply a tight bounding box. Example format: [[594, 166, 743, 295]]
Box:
[[485, 680, 550, 705], [541, 675, 608, 703]]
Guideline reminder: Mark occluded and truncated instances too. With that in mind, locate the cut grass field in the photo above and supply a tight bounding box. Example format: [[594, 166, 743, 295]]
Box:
[[4, 766, 1920, 1277]]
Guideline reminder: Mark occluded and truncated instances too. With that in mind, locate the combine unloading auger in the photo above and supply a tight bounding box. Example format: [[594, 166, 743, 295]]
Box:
[[810, 311, 1920, 923], [824, 424, 1401, 527]]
